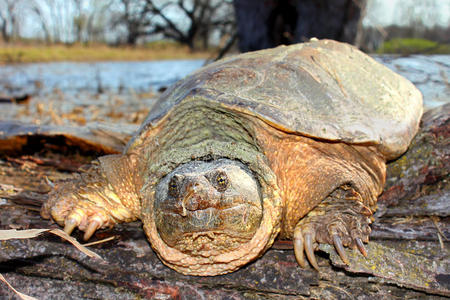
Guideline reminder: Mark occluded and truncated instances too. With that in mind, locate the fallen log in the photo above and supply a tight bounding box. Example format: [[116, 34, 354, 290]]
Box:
[[0, 104, 448, 299]]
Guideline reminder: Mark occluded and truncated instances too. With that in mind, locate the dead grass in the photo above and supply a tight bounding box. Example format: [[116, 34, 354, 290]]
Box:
[[0, 42, 213, 64]]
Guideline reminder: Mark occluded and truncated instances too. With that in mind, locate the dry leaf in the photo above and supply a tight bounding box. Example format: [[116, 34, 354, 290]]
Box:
[[0, 228, 48, 240], [0, 229, 102, 260], [0, 273, 38, 300], [48, 229, 103, 260]]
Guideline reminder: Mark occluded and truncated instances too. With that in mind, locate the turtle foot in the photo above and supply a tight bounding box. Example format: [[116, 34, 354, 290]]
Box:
[[61, 201, 113, 241], [41, 161, 136, 241], [41, 178, 116, 241], [293, 187, 372, 270]]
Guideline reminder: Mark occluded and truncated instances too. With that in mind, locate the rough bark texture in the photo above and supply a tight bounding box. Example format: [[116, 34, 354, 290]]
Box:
[[234, 0, 366, 52], [0, 103, 448, 299]]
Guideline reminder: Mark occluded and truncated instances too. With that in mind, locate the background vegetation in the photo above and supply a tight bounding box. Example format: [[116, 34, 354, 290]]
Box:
[[0, 41, 214, 63], [0, 0, 448, 63], [377, 38, 450, 55]]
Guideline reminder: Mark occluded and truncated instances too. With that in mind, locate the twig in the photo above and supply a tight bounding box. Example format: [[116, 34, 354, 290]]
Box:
[[82, 235, 118, 247]]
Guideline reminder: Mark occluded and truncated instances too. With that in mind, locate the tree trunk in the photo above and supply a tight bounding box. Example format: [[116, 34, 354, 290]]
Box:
[[234, 0, 367, 52], [0, 23, 8, 42]]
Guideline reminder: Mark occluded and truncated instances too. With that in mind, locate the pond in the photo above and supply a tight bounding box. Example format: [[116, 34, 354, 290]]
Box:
[[0, 59, 205, 96], [0, 55, 448, 109]]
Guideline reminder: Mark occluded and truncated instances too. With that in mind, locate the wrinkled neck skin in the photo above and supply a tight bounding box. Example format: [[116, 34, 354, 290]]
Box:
[[133, 97, 282, 276]]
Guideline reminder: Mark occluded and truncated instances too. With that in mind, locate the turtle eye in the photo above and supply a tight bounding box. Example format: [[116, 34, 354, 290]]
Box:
[[213, 171, 229, 192], [168, 175, 182, 198]]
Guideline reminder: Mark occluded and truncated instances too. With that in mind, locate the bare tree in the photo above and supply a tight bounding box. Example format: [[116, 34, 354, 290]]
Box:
[[73, 0, 114, 43], [113, 0, 235, 50], [1, 0, 235, 47], [28, 0, 67, 43], [0, 0, 20, 42], [0, 2, 8, 41], [113, 0, 149, 45], [27, 0, 114, 44], [30, 2, 52, 43], [85, 1, 116, 43], [73, 0, 85, 42]]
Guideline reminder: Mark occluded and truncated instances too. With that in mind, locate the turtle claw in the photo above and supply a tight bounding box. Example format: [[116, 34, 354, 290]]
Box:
[[355, 237, 367, 257], [294, 229, 307, 268], [84, 220, 100, 241], [64, 218, 79, 235], [293, 190, 373, 270], [51, 201, 110, 241], [332, 234, 349, 265], [41, 161, 137, 243], [294, 221, 367, 270], [293, 226, 320, 270], [305, 233, 319, 270], [62, 209, 85, 235]]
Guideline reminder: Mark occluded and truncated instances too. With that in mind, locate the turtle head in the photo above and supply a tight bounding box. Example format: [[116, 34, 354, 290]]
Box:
[[154, 159, 262, 256], [149, 158, 267, 275]]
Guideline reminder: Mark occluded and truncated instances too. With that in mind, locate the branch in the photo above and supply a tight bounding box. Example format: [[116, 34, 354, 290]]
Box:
[[177, 0, 194, 19], [145, 0, 186, 40], [210, 19, 234, 27], [210, 0, 228, 13], [211, 31, 237, 62]]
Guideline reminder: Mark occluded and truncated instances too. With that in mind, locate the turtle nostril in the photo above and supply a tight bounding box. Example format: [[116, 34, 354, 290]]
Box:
[[192, 182, 201, 190], [182, 191, 210, 213], [176, 179, 216, 215], [185, 200, 197, 212], [184, 194, 204, 212]]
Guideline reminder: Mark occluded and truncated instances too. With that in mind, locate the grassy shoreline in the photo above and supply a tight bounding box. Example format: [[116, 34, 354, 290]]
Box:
[[377, 38, 450, 55], [0, 43, 214, 64], [1, 38, 448, 64]]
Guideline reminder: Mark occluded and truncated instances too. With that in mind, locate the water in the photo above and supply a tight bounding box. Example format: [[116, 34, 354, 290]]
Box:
[[0, 59, 205, 96], [0, 56, 448, 109]]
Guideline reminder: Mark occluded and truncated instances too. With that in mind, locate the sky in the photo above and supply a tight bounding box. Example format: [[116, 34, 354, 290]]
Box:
[[364, 0, 450, 27], [16, 0, 450, 41]]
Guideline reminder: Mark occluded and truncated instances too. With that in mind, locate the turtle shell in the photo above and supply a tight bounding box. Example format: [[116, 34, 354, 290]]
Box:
[[138, 39, 423, 160]]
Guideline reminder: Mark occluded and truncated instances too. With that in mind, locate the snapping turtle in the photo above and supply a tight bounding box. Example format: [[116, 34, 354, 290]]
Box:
[[41, 39, 423, 276]]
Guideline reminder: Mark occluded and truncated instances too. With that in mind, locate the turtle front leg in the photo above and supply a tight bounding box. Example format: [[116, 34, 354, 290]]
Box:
[[41, 154, 140, 240], [293, 186, 372, 270]]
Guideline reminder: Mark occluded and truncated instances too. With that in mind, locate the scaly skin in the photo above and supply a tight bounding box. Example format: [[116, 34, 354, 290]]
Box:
[[293, 187, 373, 269], [41, 154, 140, 240], [252, 117, 386, 269], [135, 102, 283, 275]]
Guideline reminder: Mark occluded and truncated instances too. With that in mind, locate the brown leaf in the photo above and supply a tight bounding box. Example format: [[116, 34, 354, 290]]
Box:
[[0, 273, 38, 300], [0, 229, 102, 260]]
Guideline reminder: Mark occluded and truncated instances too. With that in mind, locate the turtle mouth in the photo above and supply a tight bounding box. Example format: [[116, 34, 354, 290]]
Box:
[[173, 228, 255, 256], [166, 202, 249, 217], [156, 202, 262, 255]]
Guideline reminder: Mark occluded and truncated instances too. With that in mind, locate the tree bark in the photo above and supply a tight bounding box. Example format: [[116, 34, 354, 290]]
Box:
[[0, 103, 448, 299], [234, 0, 367, 52]]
